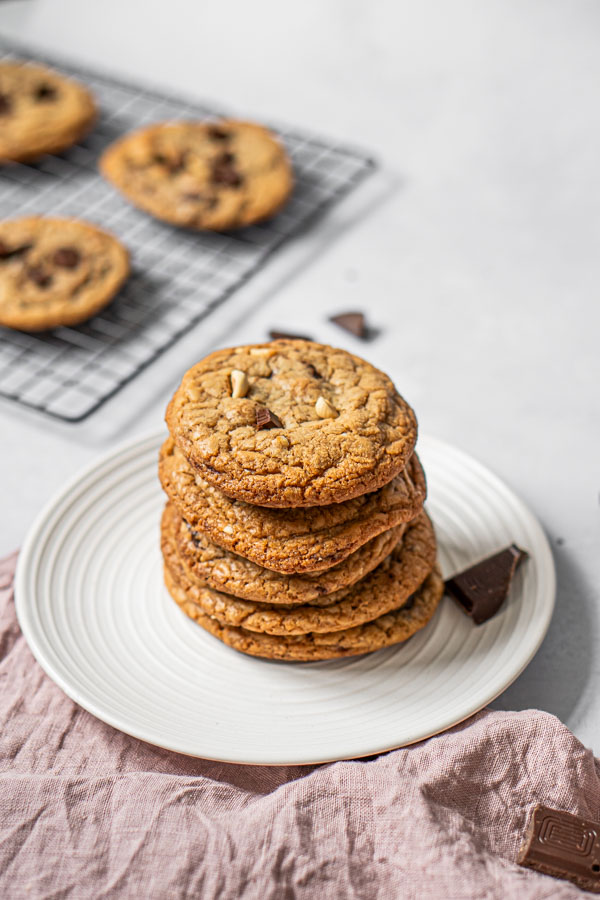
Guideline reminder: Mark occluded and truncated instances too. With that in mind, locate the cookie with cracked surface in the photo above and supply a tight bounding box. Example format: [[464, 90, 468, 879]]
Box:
[[164, 563, 444, 661], [167, 501, 407, 604], [163, 504, 436, 634], [165, 340, 418, 507], [0, 217, 130, 331], [0, 61, 96, 163], [159, 438, 426, 573], [100, 119, 293, 231]]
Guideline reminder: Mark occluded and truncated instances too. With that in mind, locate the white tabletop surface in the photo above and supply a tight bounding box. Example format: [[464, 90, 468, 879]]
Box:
[[0, 0, 599, 751]]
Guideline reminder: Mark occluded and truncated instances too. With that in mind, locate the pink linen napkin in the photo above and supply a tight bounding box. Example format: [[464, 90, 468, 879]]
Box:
[[0, 550, 597, 899]]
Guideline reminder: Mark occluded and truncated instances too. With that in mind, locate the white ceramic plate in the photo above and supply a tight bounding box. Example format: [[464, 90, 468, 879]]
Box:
[[15, 432, 555, 765]]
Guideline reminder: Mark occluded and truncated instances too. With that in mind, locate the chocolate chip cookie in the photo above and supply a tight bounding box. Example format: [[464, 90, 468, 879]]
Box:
[[166, 341, 418, 507], [0, 61, 96, 163], [159, 438, 426, 573], [164, 563, 444, 661], [166, 501, 407, 604], [163, 505, 436, 633], [0, 217, 130, 331], [100, 119, 293, 230]]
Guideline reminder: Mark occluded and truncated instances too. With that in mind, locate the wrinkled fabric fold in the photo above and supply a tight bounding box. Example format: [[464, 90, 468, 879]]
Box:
[[0, 552, 596, 898]]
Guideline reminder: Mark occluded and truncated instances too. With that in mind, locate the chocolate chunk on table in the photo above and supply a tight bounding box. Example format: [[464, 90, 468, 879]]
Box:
[[269, 330, 312, 341], [329, 312, 368, 339], [445, 544, 527, 624], [518, 804, 600, 893]]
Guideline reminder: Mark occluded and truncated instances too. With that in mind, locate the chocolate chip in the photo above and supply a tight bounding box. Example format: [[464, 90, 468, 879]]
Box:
[[306, 363, 323, 379], [169, 153, 187, 174], [0, 93, 12, 115], [53, 247, 80, 268], [212, 153, 243, 188], [181, 193, 219, 213], [27, 266, 52, 288], [0, 241, 32, 260], [255, 406, 283, 430], [269, 330, 313, 341], [34, 83, 57, 102], [154, 152, 187, 174], [214, 166, 243, 187], [329, 312, 368, 339], [208, 125, 231, 141]]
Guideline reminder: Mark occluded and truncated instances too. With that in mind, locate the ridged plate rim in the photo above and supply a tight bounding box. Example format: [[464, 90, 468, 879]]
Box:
[[14, 431, 555, 765]]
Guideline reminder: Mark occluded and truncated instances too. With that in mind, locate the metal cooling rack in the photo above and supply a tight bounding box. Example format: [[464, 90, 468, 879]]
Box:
[[0, 40, 374, 422]]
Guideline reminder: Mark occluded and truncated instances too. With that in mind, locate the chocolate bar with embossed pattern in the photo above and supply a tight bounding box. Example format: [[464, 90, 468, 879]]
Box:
[[518, 804, 600, 893]]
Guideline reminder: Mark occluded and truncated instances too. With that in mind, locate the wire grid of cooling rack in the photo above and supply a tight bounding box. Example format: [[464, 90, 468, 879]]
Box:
[[0, 41, 374, 422]]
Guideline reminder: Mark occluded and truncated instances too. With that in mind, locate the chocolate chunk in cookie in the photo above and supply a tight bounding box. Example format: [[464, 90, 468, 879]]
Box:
[[53, 247, 81, 268], [207, 125, 232, 141], [211, 152, 243, 187], [255, 406, 283, 430], [27, 265, 52, 288], [34, 83, 58, 102]]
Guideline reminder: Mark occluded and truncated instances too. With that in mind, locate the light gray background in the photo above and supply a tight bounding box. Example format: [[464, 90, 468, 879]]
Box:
[[0, 1, 598, 748]]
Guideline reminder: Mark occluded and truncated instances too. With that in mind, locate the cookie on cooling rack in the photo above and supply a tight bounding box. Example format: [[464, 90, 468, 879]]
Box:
[[100, 119, 293, 230], [0, 61, 96, 163], [0, 217, 129, 332]]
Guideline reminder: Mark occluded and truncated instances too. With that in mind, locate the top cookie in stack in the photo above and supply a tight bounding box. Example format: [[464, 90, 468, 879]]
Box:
[[160, 340, 443, 661]]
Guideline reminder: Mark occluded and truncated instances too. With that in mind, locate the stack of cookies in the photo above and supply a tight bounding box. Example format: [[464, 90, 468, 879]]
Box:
[[159, 340, 443, 661]]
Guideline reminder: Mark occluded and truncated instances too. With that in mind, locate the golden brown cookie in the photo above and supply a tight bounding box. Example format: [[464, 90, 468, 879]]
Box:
[[164, 563, 444, 661], [0, 217, 130, 331], [166, 340, 418, 507], [159, 438, 426, 573], [0, 61, 96, 163], [100, 119, 293, 230], [163, 505, 437, 634], [167, 501, 408, 604]]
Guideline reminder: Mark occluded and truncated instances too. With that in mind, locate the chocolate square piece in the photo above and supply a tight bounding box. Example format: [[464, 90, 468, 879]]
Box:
[[445, 544, 527, 624], [518, 804, 600, 893]]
